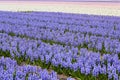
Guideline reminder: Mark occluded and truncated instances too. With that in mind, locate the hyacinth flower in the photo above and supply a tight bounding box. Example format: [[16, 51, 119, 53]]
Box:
[[0, 57, 61, 80], [1, 33, 120, 79], [0, 11, 120, 55], [0, 11, 120, 80]]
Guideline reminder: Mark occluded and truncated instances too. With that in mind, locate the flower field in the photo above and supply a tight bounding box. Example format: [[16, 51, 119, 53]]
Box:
[[0, 11, 120, 80]]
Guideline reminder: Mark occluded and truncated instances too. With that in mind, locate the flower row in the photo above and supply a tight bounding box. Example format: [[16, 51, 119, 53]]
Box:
[[0, 33, 120, 80]]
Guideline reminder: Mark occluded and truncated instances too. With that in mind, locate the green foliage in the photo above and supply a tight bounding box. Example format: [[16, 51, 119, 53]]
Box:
[[64, 29, 69, 33], [0, 30, 113, 56], [20, 11, 33, 13], [41, 39, 66, 46], [118, 53, 120, 59], [0, 49, 11, 57], [0, 50, 110, 80], [71, 58, 77, 63], [13, 71, 16, 79], [8, 32, 16, 36]]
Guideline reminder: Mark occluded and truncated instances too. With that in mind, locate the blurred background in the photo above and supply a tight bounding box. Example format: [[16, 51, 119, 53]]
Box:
[[0, 0, 119, 16]]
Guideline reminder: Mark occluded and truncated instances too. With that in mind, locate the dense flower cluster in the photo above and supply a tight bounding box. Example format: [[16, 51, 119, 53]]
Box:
[[0, 11, 120, 80], [0, 57, 60, 80], [0, 11, 120, 54]]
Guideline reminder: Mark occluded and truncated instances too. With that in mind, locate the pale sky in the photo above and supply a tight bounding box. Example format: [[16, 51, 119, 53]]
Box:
[[0, 0, 119, 1], [0, 1, 119, 16]]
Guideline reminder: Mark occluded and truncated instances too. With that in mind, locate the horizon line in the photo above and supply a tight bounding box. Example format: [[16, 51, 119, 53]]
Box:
[[0, 0, 119, 2]]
